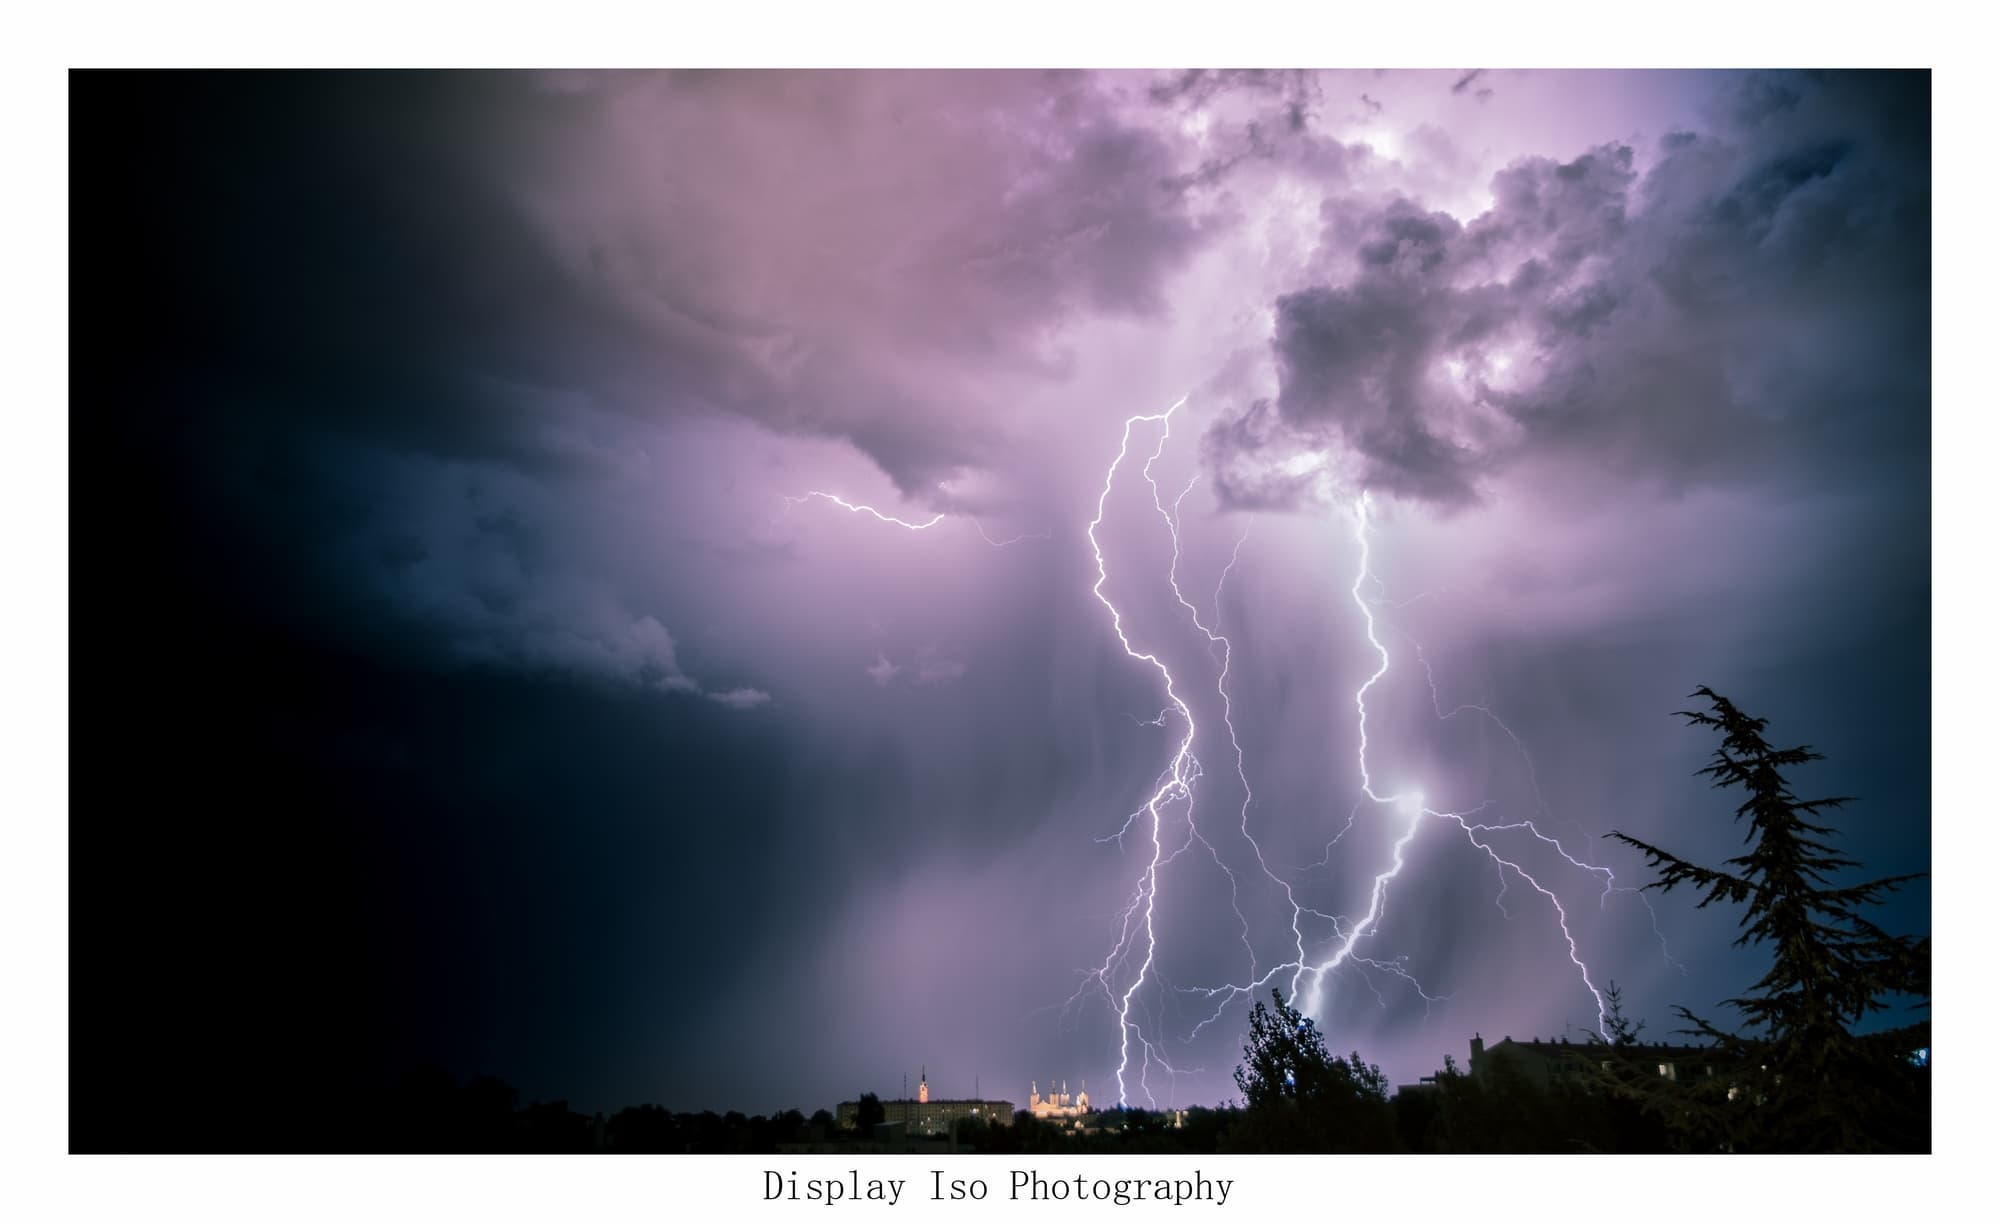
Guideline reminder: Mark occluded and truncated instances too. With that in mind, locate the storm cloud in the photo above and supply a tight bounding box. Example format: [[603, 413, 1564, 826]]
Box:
[[1205, 71, 1926, 512]]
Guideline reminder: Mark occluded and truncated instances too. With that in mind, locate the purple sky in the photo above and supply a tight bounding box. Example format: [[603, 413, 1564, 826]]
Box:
[[76, 69, 1929, 1122]]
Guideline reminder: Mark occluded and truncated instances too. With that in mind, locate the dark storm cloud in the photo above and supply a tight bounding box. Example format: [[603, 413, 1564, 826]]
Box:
[[1204, 70, 1928, 510], [1270, 274, 1491, 506], [1200, 396, 1327, 511], [1146, 67, 1321, 130], [1160, 125, 1283, 196], [503, 70, 1218, 498], [1142, 69, 1375, 206], [258, 439, 769, 705], [115, 71, 1230, 699]]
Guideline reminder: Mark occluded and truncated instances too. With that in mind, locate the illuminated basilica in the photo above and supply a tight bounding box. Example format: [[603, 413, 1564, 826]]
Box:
[[833, 1069, 1092, 1136], [1028, 1079, 1090, 1120]]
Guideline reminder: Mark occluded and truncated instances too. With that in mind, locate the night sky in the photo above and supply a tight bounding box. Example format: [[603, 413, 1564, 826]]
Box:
[[71, 69, 1929, 1142]]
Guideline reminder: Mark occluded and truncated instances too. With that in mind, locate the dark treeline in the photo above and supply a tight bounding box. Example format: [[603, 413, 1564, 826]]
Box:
[[357, 1066, 1246, 1153], [369, 1065, 829, 1153], [326, 1050, 1748, 1154], [149, 990, 1923, 1154]]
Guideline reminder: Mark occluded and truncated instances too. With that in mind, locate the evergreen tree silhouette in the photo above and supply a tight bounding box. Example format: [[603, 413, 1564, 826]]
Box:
[[1607, 687, 1929, 1151], [1601, 980, 1645, 1047]]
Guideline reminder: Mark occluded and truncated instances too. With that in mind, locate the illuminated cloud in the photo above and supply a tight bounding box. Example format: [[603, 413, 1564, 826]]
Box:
[[1203, 70, 1926, 511]]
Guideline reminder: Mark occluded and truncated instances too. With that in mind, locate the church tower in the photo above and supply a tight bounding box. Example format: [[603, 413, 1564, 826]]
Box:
[[918, 1066, 929, 1104]]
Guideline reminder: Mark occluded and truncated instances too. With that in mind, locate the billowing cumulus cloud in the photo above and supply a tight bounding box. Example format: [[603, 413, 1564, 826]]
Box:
[[1204, 70, 1926, 511]]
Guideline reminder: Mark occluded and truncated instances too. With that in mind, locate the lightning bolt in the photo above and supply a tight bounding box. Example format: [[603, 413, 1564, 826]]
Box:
[[1183, 491, 1638, 1051], [1147, 473, 1256, 976], [784, 408, 1675, 1100], [1294, 494, 1611, 1034], [1062, 396, 1202, 1108], [782, 490, 945, 530], [1407, 640, 1689, 976], [782, 490, 1047, 546], [1152, 473, 1313, 1002], [1077, 399, 1361, 1105], [787, 438, 1229, 1107]]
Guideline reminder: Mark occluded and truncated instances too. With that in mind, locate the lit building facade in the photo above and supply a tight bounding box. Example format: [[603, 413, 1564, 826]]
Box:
[[836, 1069, 1015, 1136], [1028, 1079, 1090, 1121], [1467, 1033, 1727, 1090]]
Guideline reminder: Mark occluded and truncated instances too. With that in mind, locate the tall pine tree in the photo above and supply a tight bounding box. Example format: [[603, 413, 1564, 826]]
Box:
[[1607, 687, 1929, 1152]]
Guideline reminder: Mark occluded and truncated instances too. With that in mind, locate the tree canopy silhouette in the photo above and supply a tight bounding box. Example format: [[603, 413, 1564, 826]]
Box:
[[853, 1091, 885, 1132], [1227, 990, 1396, 1152], [1606, 687, 1929, 1152]]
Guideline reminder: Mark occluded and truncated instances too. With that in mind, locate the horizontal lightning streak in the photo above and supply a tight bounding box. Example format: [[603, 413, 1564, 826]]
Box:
[[782, 490, 1046, 546], [782, 490, 945, 530]]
